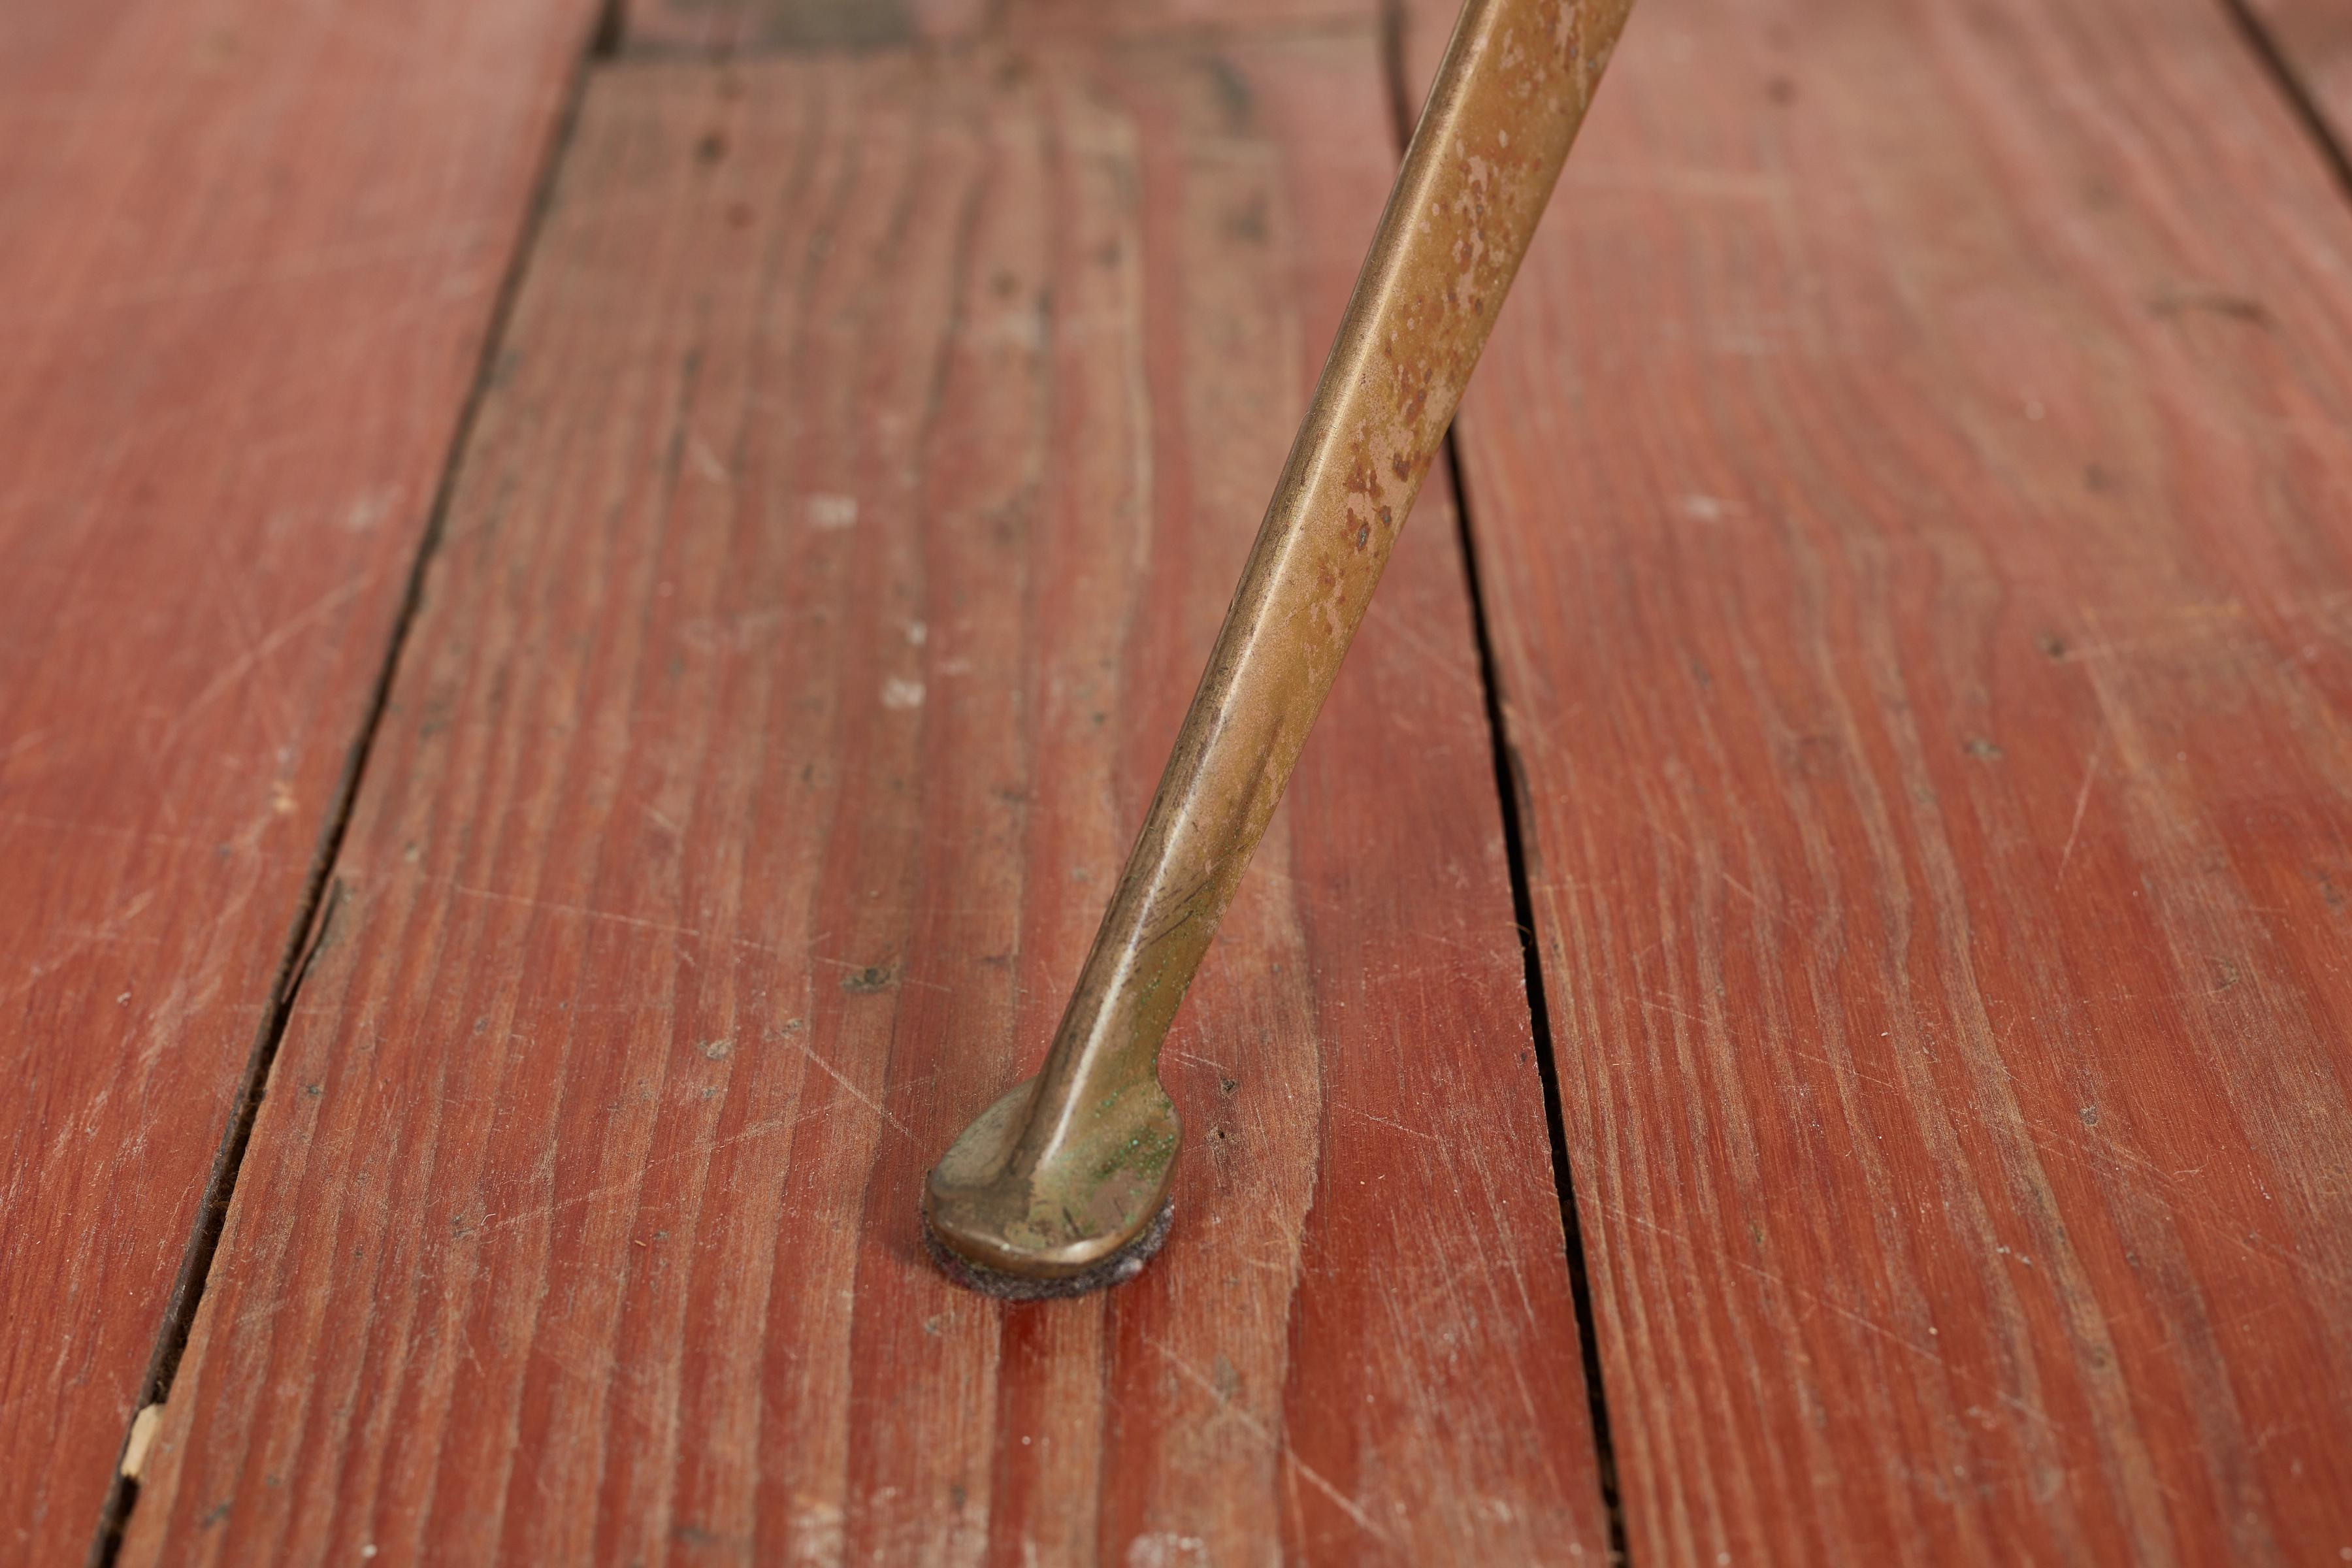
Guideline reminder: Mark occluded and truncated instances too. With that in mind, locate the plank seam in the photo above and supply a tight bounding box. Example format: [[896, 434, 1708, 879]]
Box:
[[604, 13, 1380, 61], [80, 1, 624, 1560], [1441, 433, 1634, 1568], [2218, 0, 2352, 200], [1378, 3, 1632, 1559], [594, 0, 627, 57]]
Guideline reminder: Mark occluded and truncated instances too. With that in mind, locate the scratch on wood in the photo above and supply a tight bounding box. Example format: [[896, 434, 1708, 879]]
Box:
[[1147, 1337, 1395, 1546], [2055, 743, 2100, 885]]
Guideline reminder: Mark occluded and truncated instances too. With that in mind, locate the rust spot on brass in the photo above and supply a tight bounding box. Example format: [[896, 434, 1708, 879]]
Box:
[[923, 0, 1639, 1296]]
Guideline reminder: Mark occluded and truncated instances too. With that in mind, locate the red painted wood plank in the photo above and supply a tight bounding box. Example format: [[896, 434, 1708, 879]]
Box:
[[119, 36, 1607, 1565], [0, 1, 600, 1558], [1433, 0, 2352, 1558]]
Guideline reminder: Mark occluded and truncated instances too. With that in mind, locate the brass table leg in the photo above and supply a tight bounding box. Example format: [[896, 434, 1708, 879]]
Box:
[[924, 0, 1637, 1298]]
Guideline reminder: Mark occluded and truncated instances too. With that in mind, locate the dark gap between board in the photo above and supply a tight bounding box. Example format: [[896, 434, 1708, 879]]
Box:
[[602, 5, 1380, 59], [81, 1, 624, 1560], [2219, 0, 2352, 203], [1376, 1, 1633, 1560]]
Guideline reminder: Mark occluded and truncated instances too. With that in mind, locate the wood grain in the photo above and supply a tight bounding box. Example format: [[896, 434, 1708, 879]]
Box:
[[0, 1, 596, 1558], [1432, 0, 2352, 1559], [119, 37, 1607, 1565], [621, 0, 1369, 56]]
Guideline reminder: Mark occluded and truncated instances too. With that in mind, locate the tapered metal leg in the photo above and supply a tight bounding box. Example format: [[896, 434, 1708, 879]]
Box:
[[923, 0, 1638, 1293]]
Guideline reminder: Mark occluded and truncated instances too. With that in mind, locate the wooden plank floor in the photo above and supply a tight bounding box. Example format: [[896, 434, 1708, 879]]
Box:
[[0, 1, 597, 1559], [115, 34, 1608, 1567], [14, 0, 2352, 1560], [1433, 0, 2352, 1560]]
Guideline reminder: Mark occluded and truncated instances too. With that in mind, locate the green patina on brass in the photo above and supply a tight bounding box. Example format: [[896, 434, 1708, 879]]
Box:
[[923, 0, 1639, 1290]]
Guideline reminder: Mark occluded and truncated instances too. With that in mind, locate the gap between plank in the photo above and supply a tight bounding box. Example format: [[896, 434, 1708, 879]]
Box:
[[82, 1, 624, 1561], [608, 8, 1379, 60], [1378, 3, 1632, 1561], [2219, 0, 2352, 199], [1443, 435, 1633, 1568]]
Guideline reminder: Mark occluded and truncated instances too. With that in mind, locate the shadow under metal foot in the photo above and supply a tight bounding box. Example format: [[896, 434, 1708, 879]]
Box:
[[923, 1201, 1175, 1301]]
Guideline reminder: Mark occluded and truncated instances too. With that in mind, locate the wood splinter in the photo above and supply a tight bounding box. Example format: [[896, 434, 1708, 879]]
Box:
[[923, 0, 1637, 1298]]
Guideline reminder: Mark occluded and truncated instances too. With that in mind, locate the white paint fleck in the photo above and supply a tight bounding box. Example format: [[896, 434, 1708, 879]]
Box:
[[806, 493, 859, 530], [340, 487, 399, 532], [691, 437, 730, 483], [970, 310, 1046, 351], [794, 1501, 846, 1567], [881, 679, 925, 711], [1680, 494, 1728, 521], [905, 621, 927, 647], [1125, 1533, 1207, 1568]]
